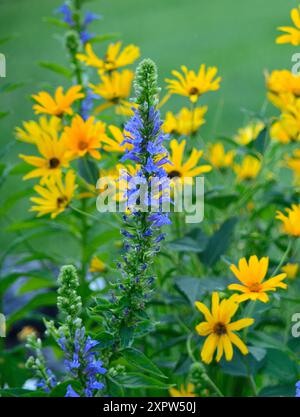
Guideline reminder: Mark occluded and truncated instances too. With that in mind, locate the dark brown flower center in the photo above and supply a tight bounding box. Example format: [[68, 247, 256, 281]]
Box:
[[189, 87, 199, 96], [213, 322, 227, 335], [78, 140, 88, 150], [49, 157, 60, 169], [168, 170, 182, 179], [56, 196, 68, 207], [249, 282, 261, 292]]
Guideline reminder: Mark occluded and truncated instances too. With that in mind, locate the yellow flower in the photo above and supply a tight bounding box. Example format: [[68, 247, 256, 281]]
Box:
[[32, 86, 84, 117], [77, 41, 140, 72], [17, 326, 38, 342], [228, 255, 287, 303], [195, 292, 254, 364], [208, 143, 235, 169], [276, 204, 300, 237], [234, 121, 265, 145], [165, 65, 221, 103], [266, 70, 300, 97], [90, 70, 134, 114], [270, 117, 299, 144], [169, 383, 196, 397], [15, 116, 62, 144], [162, 106, 207, 136], [282, 263, 299, 279], [100, 125, 132, 153], [234, 155, 261, 181], [89, 256, 106, 273], [62, 115, 106, 160], [164, 139, 212, 183], [19, 134, 71, 182], [276, 6, 300, 46], [94, 163, 139, 202], [30, 170, 76, 219]]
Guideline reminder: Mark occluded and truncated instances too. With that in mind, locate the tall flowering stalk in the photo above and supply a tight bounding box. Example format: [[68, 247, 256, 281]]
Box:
[[26, 265, 106, 397], [99, 59, 171, 356]]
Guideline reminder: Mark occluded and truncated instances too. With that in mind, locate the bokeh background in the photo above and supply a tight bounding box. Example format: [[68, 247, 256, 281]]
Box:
[[0, 0, 297, 250]]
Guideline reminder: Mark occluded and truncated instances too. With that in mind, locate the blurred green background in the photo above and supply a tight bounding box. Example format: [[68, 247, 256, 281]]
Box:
[[0, 0, 297, 143], [0, 0, 297, 251]]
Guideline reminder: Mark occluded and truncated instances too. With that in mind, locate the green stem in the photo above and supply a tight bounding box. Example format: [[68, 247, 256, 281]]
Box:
[[272, 238, 293, 276], [186, 334, 224, 397]]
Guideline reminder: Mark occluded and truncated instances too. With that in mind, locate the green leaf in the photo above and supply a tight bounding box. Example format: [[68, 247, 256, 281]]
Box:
[[206, 189, 238, 209], [259, 384, 295, 397], [252, 126, 269, 154], [49, 380, 81, 397], [220, 349, 265, 377], [167, 236, 206, 252], [78, 156, 99, 185], [89, 33, 120, 43], [0, 273, 26, 296], [7, 292, 57, 327], [119, 325, 134, 348], [43, 17, 69, 29], [0, 388, 45, 397], [199, 217, 238, 266], [95, 331, 114, 348], [113, 373, 169, 389], [0, 82, 24, 93], [106, 376, 125, 396], [175, 276, 228, 304], [18, 276, 56, 295], [122, 348, 167, 379], [0, 111, 9, 119], [0, 189, 32, 217], [38, 62, 73, 79], [263, 349, 300, 382]]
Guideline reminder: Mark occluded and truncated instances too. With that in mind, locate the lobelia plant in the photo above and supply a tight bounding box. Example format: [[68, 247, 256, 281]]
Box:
[[26, 265, 107, 397], [92, 58, 172, 365]]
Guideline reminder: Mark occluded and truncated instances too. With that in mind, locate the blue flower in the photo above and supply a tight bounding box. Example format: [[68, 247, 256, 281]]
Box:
[[56, 3, 74, 26], [80, 30, 95, 44], [62, 327, 107, 397], [37, 368, 57, 393], [83, 12, 101, 26], [296, 381, 300, 397], [66, 385, 80, 397]]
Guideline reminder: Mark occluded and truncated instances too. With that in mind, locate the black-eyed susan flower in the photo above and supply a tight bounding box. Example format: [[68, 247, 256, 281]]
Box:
[[19, 134, 71, 182], [234, 121, 265, 145], [162, 106, 207, 136], [276, 6, 300, 46], [89, 256, 107, 273], [32, 86, 84, 117], [90, 70, 134, 114], [282, 263, 299, 279], [165, 65, 221, 103], [234, 155, 261, 181], [100, 125, 132, 153], [195, 292, 254, 364], [276, 204, 300, 237], [164, 139, 212, 183], [266, 70, 300, 100], [30, 170, 77, 219], [15, 116, 62, 144], [270, 117, 299, 144], [62, 115, 106, 160], [169, 383, 196, 397], [77, 41, 140, 73], [208, 143, 235, 170], [228, 256, 287, 303]]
